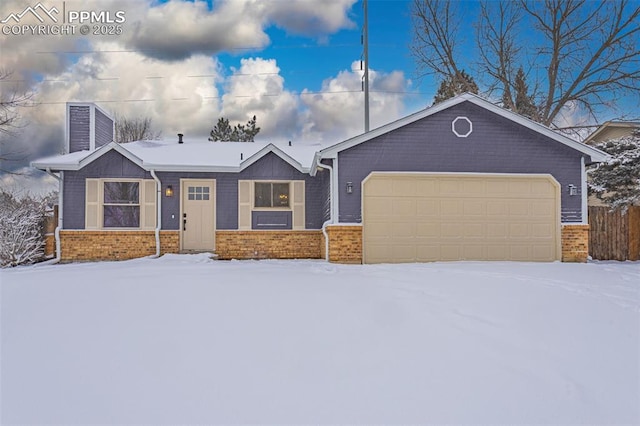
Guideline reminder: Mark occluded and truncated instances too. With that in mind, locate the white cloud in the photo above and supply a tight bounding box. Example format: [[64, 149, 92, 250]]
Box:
[[2, 40, 222, 169], [265, 0, 357, 36], [220, 58, 299, 141], [124, 0, 356, 60], [300, 61, 409, 143]]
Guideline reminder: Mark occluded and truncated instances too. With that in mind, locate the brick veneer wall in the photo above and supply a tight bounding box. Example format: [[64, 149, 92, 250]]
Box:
[[215, 230, 322, 259], [59, 230, 179, 261], [561, 224, 589, 263], [326, 225, 363, 264]]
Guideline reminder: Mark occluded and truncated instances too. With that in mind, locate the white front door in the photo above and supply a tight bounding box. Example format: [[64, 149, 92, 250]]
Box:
[[181, 179, 215, 251]]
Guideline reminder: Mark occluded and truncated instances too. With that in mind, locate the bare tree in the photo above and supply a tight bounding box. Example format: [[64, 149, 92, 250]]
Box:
[[0, 70, 34, 173], [410, 0, 477, 101], [411, 0, 640, 126], [0, 69, 32, 136], [114, 113, 161, 143]]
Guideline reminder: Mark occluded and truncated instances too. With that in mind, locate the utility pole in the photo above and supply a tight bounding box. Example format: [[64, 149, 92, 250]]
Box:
[[363, 0, 370, 132]]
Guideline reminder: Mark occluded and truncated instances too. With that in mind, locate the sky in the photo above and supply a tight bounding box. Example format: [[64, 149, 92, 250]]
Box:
[[0, 0, 424, 181], [0, 0, 637, 193]]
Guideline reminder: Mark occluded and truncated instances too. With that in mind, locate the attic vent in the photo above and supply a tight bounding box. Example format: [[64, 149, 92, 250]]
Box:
[[452, 117, 473, 138], [178, 133, 184, 144]]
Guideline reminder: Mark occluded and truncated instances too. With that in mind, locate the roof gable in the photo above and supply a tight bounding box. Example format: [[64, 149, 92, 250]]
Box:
[[32, 140, 317, 174], [319, 93, 609, 163]]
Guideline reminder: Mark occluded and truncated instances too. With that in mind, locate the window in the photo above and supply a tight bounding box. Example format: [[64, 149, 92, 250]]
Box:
[[86, 179, 156, 230], [254, 182, 290, 208], [238, 180, 305, 230], [188, 186, 210, 201], [103, 182, 140, 227]]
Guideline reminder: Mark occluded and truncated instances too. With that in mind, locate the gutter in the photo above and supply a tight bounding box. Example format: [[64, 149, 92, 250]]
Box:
[[44, 168, 62, 264], [150, 170, 162, 258], [316, 161, 334, 261]]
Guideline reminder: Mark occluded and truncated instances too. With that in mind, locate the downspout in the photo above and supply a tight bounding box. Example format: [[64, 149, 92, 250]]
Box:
[[150, 169, 162, 258], [316, 161, 333, 261], [44, 168, 62, 264]]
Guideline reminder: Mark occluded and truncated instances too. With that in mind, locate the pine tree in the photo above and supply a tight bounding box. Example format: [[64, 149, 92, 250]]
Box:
[[513, 67, 537, 120], [433, 70, 479, 104], [588, 130, 640, 209], [209, 116, 260, 142]]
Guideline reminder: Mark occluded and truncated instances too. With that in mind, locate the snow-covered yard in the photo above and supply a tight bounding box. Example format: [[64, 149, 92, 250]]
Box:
[[1, 255, 638, 424]]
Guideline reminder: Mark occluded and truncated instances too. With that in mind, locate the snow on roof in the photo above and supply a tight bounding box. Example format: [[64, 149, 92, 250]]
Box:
[[32, 139, 323, 174]]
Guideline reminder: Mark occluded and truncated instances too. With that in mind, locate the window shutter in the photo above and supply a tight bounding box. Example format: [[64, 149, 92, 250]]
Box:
[[142, 180, 157, 229], [85, 179, 99, 229], [238, 180, 252, 230], [292, 180, 305, 230]]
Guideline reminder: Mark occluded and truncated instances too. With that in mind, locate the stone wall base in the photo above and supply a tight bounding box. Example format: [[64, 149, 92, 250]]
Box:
[[326, 225, 363, 264], [561, 224, 590, 263], [215, 230, 322, 260], [59, 230, 179, 261], [55, 224, 590, 263]]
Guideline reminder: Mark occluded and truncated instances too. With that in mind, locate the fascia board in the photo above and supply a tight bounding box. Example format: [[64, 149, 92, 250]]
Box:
[[142, 164, 240, 173]]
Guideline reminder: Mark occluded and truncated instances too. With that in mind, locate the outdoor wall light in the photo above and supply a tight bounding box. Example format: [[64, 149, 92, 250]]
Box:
[[165, 185, 174, 197], [346, 182, 353, 194], [568, 184, 578, 196]]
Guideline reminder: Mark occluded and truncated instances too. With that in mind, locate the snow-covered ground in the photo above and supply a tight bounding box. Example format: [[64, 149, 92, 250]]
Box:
[[1, 255, 638, 424]]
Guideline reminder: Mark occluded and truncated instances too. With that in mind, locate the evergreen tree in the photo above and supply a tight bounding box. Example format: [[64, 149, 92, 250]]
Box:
[[433, 70, 479, 104], [588, 130, 640, 209], [513, 67, 538, 120], [209, 116, 260, 142]]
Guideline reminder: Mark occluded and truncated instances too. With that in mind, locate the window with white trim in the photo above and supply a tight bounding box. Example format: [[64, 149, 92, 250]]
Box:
[[85, 178, 156, 230], [238, 180, 305, 230], [255, 182, 290, 208]]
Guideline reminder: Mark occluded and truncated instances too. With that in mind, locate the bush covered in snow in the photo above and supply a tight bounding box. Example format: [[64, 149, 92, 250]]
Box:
[[588, 130, 640, 209], [0, 189, 54, 267]]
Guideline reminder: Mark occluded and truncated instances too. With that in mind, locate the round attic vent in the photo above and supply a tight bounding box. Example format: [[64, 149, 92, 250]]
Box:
[[452, 116, 473, 138]]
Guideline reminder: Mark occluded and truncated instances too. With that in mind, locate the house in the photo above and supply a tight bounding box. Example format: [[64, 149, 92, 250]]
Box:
[[32, 94, 608, 264], [583, 120, 640, 145], [582, 120, 639, 207]]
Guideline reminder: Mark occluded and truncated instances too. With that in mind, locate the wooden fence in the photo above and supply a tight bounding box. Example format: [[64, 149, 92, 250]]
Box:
[[588, 206, 640, 261]]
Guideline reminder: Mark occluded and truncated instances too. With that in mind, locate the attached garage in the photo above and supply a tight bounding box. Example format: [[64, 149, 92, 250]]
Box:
[[362, 172, 561, 263]]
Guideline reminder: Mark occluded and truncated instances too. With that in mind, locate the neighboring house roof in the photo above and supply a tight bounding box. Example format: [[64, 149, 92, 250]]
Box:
[[583, 120, 640, 145], [318, 92, 609, 164], [32, 139, 321, 174]]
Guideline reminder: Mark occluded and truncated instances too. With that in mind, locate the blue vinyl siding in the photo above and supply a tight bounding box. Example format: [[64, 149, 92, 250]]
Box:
[[68, 105, 90, 153], [159, 153, 327, 230], [62, 150, 328, 230], [63, 150, 151, 229], [95, 109, 113, 148], [252, 211, 292, 229], [337, 101, 585, 223]]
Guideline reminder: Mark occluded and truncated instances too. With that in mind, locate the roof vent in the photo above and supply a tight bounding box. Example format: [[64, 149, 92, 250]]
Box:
[[288, 140, 292, 146], [240, 153, 243, 160], [178, 133, 184, 144]]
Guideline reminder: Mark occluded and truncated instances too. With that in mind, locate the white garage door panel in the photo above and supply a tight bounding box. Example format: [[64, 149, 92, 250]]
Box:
[[363, 173, 561, 263]]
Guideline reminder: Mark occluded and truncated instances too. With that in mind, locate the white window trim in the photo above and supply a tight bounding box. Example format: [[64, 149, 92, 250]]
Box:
[[86, 178, 156, 230]]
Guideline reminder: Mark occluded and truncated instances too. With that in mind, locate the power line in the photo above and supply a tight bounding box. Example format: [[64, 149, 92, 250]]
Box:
[[33, 90, 427, 105]]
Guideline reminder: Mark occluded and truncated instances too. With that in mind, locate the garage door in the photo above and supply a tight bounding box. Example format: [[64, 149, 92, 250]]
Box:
[[362, 172, 561, 263]]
